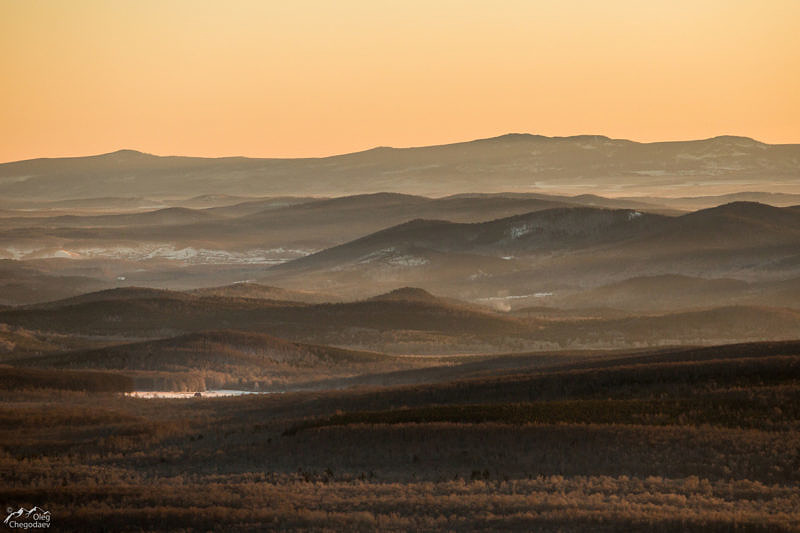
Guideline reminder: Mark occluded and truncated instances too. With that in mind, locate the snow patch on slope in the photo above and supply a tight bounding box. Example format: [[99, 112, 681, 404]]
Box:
[[509, 224, 535, 239], [0, 245, 314, 264], [355, 247, 429, 267]]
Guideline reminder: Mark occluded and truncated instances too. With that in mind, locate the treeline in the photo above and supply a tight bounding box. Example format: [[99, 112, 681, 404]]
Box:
[[285, 392, 800, 436], [0, 366, 132, 392], [296, 354, 800, 416], [3, 469, 798, 532], [130, 371, 207, 392]]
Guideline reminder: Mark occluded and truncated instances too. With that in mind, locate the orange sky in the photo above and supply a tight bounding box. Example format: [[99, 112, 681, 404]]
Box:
[[1, 1, 798, 162]]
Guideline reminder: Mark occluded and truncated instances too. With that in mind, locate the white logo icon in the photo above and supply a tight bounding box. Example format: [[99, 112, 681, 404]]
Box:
[[4, 507, 51, 529]]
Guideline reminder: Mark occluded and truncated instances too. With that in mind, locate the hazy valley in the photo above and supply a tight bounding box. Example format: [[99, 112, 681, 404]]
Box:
[[2, 135, 800, 531]]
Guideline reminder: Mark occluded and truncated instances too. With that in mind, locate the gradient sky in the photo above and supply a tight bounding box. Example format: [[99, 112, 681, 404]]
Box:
[[1, 0, 798, 162]]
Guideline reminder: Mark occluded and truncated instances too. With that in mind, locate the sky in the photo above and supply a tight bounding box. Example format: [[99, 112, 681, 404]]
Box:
[[1, 0, 798, 162]]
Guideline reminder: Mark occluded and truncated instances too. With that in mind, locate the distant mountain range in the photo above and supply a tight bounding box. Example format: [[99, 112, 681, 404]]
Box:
[[2, 134, 798, 199]]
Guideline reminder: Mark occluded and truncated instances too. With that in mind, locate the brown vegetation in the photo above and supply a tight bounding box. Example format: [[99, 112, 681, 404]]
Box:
[[10, 330, 440, 390], [0, 339, 798, 530], [0, 366, 132, 392]]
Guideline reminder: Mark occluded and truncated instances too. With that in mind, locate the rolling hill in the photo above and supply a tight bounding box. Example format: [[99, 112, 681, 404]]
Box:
[[0, 206, 218, 230], [0, 260, 112, 306], [187, 282, 342, 303], [0, 324, 107, 360], [623, 191, 800, 210], [3, 285, 800, 353], [549, 274, 751, 312], [21, 286, 197, 309], [628, 201, 800, 251], [8, 330, 435, 390], [544, 274, 800, 313], [1, 134, 798, 199], [261, 202, 800, 301], [0, 287, 527, 352], [533, 305, 800, 348], [0, 192, 648, 265], [275, 339, 800, 416], [266, 206, 667, 276]]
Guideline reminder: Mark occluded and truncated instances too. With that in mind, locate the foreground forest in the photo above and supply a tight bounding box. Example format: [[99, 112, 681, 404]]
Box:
[[2, 340, 799, 531]]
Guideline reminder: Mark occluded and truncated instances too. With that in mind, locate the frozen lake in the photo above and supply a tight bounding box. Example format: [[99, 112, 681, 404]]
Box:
[[127, 389, 273, 399]]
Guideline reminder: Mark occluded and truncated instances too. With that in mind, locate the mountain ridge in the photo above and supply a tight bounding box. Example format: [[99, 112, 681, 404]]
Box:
[[3, 133, 775, 165], [3, 134, 797, 200]]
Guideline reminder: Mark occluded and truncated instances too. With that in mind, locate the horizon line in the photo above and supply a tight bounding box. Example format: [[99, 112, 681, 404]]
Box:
[[1, 132, 794, 165]]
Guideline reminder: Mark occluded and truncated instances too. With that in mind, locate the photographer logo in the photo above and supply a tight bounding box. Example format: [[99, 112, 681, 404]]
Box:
[[4, 507, 50, 529]]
